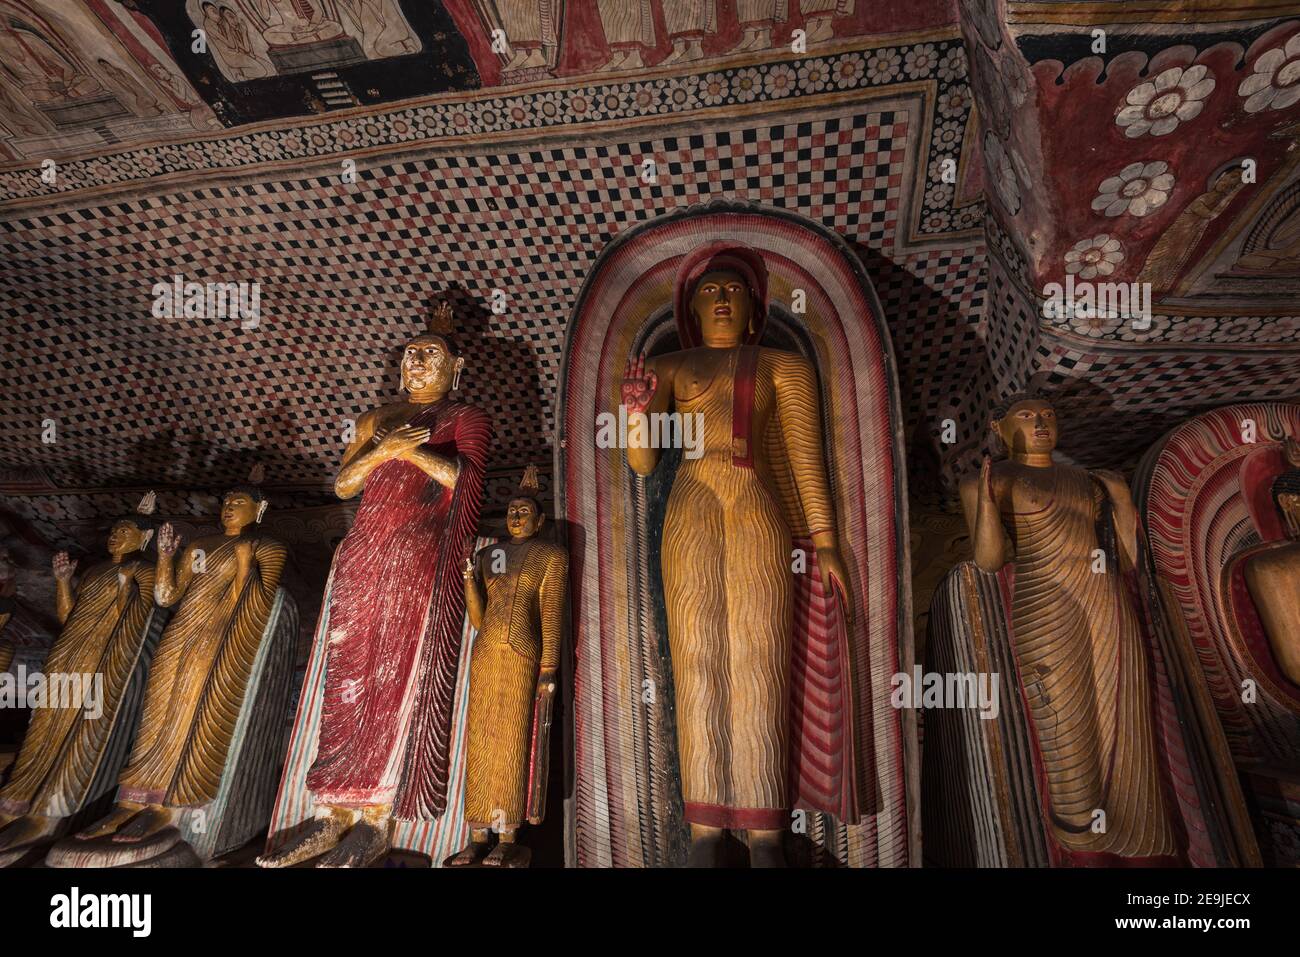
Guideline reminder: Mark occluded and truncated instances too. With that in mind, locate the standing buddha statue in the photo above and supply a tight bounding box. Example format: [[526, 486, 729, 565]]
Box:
[[259, 302, 493, 869], [959, 395, 1181, 862], [446, 466, 566, 867], [66, 483, 288, 858], [619, 242, 860, 868], [0, 494, 162, 865]]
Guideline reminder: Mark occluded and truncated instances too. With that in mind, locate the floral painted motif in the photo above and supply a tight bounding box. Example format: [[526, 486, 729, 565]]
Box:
[[831, 54, 865, 89], [1065, 234, 1124, 279], [864, 49, 901, 84], [904, 44, 940, 80], [1239, 33, 1300, 113], [1091, 161, 1174, 218], [1116, 65, 1215, 138]]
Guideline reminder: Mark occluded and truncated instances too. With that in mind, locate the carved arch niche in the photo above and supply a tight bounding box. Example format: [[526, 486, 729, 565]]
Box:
[[555, 201, 916, 868]]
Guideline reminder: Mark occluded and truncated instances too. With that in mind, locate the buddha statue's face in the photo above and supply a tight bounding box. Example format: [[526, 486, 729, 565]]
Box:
[[401, 335, 461, 395], [691, 270, 753, 345], [995, 399, 1058, 457], [221, 491, 260, 533], [106, 520, 146, 558], [506, 497, 544, 541]]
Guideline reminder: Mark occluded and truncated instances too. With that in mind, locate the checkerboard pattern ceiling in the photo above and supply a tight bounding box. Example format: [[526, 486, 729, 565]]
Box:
[[0, 95, 960, 497]]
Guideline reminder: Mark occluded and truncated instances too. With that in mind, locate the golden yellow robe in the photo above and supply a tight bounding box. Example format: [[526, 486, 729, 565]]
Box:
[[1004, 465, 1178, 858], [116, 534, 286, 807], [0, 560, 156, 819], [463, 539, 566, 829], [662, 347, 833, 828]]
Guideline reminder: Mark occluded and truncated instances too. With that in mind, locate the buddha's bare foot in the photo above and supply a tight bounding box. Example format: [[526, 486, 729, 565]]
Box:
[[256, 814, 349, 868], [0, 815, 56, 851], [444, 839, 491, 867], [75, 805, 142, 840], [110, 805, 174, 843], [315, 821, 389, 869], [482, 841, 527, 867], [748, 830, 786, 868]]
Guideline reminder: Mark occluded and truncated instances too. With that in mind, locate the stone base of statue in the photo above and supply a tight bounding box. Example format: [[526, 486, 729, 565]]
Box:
[[922, 561, 1248, 867], [45, 589, 298, 868]]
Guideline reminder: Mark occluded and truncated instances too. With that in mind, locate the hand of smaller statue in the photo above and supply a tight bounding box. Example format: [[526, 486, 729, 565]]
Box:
[[374, 424, 431, 459], [462, 557, 475, 582], [1285, 435, 1300, 468], [52, 551, 77, 581], [621, 354, 658, 415], [980, 455, 995, 500], [157, 523, 181, 558]]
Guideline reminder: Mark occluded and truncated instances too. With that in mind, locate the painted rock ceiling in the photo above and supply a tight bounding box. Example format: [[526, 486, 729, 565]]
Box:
[[0, 0, 1299, 634]]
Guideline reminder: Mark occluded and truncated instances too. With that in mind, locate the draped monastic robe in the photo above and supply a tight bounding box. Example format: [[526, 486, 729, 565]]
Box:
[[116, 535, 286, 807], [998, 467, 1181, 863], [0, 560, 158, 819], [306, 399, 492, 819]]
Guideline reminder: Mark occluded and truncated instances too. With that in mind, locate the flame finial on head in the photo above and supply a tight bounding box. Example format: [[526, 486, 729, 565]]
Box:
[[429, 300, 454, 336], [137, 490, 157, 516], [518, 464, 541, 497]]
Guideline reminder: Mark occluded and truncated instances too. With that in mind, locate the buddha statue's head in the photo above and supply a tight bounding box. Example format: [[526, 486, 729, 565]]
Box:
[[991, 394, 1058, 459], [507, 465, 545, 542], [400, 334, 463, 399], [506, 496, 545, 542], [674, 242, 769, 348], [221, 486, 267, 534], [106, 519, 152, 560], [690, 270, 755, 347]]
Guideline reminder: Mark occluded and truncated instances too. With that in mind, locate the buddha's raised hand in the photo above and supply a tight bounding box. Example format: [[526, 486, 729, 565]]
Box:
[[621, 354, 657, 415], [157, 523, 181, 557], [52, 551, 77, 581]]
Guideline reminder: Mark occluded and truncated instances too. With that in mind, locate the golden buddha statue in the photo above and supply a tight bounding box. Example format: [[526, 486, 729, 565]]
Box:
[[1238, 436, 1300, 686], [446, 466, 566, 868], [959, 395, 1181, 862], [70, 485, 287, 856], [259, 303, 492, 869], [620, 242, 855, 868], [0, 496, 161, 864]]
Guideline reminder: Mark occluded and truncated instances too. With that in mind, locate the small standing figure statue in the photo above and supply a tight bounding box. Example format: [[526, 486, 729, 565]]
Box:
[[446, 466, 566, 868]]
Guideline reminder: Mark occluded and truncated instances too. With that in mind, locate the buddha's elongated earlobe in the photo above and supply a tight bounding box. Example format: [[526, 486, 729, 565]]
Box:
[[139, 529, 154, 550], [452, 357, 465, 391], [256, 501, 268, 524]]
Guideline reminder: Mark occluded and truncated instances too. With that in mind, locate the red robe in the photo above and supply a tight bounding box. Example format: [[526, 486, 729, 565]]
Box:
[[306, 399, 492, 820]]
